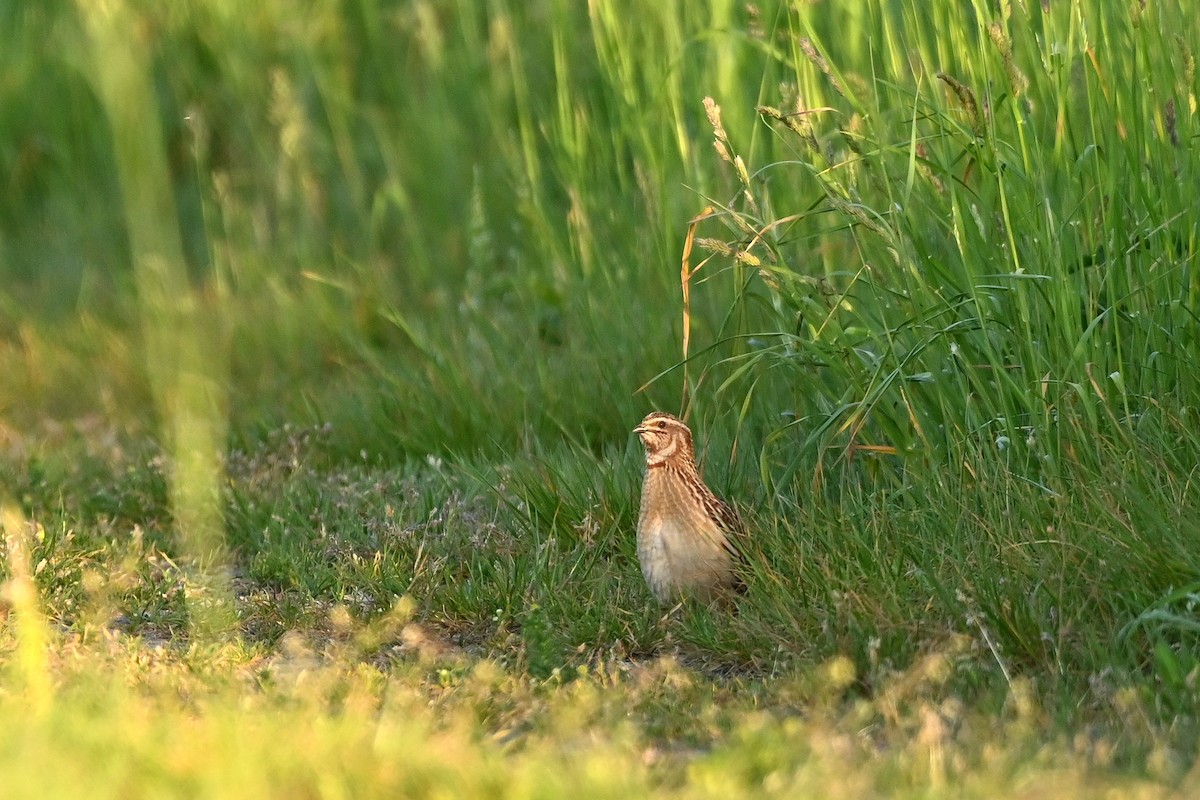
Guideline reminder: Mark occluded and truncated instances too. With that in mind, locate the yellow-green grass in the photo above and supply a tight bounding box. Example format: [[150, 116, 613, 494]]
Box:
[[0, 621, 1187, 799]]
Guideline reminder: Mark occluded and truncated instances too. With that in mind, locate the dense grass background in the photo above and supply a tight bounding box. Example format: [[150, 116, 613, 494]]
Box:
[[2, 0, 1200, 795]]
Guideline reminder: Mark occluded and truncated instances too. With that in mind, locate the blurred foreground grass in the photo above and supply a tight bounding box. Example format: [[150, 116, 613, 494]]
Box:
[[0, 620, 1185, 798], [3, 0, 1200, 795]]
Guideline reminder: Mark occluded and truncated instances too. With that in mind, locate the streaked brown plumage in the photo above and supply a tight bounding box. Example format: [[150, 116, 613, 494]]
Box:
[[633, 411, 743, 604]]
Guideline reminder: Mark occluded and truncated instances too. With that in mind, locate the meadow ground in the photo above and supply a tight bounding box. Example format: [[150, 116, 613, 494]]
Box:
[[2, 1, 1200, 796]]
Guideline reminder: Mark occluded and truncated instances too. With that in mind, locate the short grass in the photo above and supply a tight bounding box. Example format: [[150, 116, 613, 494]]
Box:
[[2, 0, 1200, 796]]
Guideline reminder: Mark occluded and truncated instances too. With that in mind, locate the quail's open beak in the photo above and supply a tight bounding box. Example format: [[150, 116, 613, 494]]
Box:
[[633, 423, 649, 435]]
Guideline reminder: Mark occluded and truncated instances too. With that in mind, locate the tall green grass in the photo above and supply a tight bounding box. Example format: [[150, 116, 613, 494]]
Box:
[[2, 1, 790, 457], [672, 0, 1200, 727], [688, 1, 1199, 484]]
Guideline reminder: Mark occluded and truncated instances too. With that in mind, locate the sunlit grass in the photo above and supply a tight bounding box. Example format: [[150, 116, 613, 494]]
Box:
[[0, 624, 1185, 798]]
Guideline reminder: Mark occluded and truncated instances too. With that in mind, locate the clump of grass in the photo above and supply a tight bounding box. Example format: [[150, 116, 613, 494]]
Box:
[[672, 0, 1200, 733], [690, 2, 1199, 484]]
